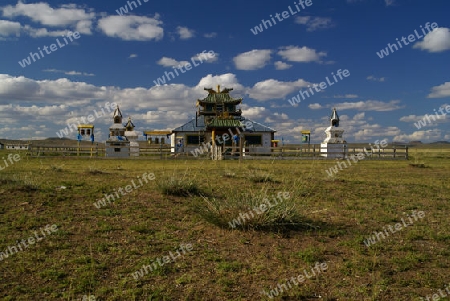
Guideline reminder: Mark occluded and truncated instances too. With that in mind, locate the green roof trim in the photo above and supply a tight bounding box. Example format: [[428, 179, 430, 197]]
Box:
[[207, 118, 242, 128], [198, 93, 242, 104], [172, 116, 276, 133]]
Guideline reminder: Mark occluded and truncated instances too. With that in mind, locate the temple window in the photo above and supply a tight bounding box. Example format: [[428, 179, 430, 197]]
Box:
[[245, 135, 262, 146], [186, 135, 205, 145]]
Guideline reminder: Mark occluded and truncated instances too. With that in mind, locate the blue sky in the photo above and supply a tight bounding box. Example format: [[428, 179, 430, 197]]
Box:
[[0, 0, 449, 143]]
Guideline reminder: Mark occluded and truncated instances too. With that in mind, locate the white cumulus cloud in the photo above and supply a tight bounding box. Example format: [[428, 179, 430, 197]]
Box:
[[414, 27, 450, 53], [277, 46, 326, 63], [0, 20, 21, 37], [274, 61, 292, 70], [295, 16, 334, 32], [98, 15, 163, 41], [1, 1, 95, 34], [247, 78, 310, 101], [156, 57, 190, 68], [176, 26, 195, 39], [428, 82, 450, 98], [233, 49, 272, 70]]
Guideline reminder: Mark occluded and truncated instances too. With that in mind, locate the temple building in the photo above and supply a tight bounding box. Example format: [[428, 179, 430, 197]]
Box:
[[105, 106, 131, 157], [171, 86, 275, 155]]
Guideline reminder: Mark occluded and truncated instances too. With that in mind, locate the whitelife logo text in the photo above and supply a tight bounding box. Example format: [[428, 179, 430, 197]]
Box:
[[288, 69, 350, 106], [0, 224, 58, 261], [376, 22, 438, 59], [93, 172, 155, 209], [18, 31, 81, 68], [250, 0, 313, 35]]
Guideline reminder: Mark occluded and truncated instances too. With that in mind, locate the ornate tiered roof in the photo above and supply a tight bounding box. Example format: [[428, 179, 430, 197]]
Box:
[[172, 116, 275, 132], [197, 86, 242, 105], [197, 86, 243, 129]]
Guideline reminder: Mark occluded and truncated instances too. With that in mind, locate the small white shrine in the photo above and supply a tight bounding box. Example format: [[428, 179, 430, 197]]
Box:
[[105, 106, 130, 157], [77, 124, 94, 143], [124, 117, 140, 157], [320, 108, 347, 158], [76, 124, 95, 156]]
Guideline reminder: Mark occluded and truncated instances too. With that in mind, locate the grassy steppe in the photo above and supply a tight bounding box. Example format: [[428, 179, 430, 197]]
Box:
[[0, 147, 449, 300]]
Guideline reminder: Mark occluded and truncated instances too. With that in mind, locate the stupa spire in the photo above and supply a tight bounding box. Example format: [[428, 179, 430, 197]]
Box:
[[330, 108, 339, 127]]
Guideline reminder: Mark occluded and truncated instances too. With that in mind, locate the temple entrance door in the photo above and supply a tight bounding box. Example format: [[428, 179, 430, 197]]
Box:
[[215, 132, 232, 154]]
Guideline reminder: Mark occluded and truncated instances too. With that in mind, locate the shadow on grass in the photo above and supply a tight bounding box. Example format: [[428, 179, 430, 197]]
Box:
[[249, 175, 281, 184], [192, 193, 325, 233], [0, 176, 39, 192], [157, 176, 207, 197], [85, 169, 108, 175]]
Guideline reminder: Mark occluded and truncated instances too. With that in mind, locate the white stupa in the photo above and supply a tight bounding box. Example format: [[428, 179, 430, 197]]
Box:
[[105, 106, 130, 157], [124, 117, 140, 157], [320, 108, 347, 158]]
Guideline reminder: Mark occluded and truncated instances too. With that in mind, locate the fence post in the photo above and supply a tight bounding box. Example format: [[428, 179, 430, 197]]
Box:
[[239, 136, 242, 163]]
